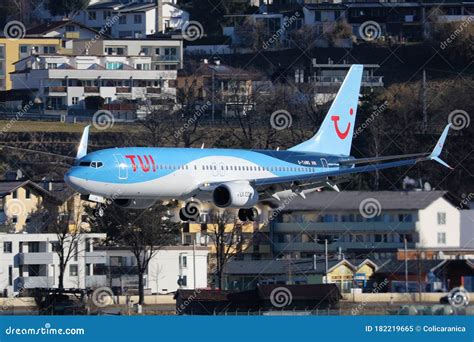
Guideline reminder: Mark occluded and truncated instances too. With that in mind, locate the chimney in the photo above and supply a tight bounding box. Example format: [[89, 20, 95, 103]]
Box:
[[156, 0, 163, 34]]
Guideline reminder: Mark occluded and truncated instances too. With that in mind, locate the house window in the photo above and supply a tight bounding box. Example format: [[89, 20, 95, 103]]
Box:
[[25, 188, 31, 199], [8, 266, 12, 285], [437, 212, 446, 225], [72, 97, 79, 105], [19, 45, 28, 54], [88, 11, 96, 20], [106, 62, 123, 70], [12, 190, 17, 199], [28, 242, 40, 253], [134, 14, 142, 24], [69, 264, 78, 276], [47, 63, 58, 69], [437, 232, 446, 244], [119, 15, 127, 24], [3, 241, 12, 253], [65, 25, 75, 32], [103, 11, 112, 20], [179, 254, 188, 268], [12, 216, 18, 224]]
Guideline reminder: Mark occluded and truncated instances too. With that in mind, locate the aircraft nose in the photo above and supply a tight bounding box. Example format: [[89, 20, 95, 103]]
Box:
[[64, 168, 89, 194]]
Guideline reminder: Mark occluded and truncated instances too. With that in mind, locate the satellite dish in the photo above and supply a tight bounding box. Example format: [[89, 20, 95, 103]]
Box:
[[424, 182, 432, 191]]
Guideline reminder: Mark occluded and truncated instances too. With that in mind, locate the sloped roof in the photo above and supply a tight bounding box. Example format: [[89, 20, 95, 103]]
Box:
[[279, 191, 450, 211], [26, 20, 104, 37]]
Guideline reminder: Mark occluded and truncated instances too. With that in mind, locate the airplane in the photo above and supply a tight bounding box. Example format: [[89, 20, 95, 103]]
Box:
[[4, 65, 453, 222]]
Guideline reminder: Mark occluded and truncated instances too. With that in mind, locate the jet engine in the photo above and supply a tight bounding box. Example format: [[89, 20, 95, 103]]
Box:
[[212, 182, 259, 208]]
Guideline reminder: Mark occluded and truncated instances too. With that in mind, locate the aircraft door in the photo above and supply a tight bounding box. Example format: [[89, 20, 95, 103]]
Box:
[[321, 158, 328, 168], [114, 154, 128, 180]]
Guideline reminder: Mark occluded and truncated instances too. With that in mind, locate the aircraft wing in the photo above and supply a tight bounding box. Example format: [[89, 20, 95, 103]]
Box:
[[253, 124, 452, 188]]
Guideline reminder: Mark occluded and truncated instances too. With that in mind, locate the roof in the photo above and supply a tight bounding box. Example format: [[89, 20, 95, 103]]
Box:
[[87, 1, 124, 10], [224, 258, 379, 275], [26, 20, 103, 37], [115, 2, 156, 13], [278, 191, 450, 211], [374, 259, 444, 275], [0, 180, 73, 203]]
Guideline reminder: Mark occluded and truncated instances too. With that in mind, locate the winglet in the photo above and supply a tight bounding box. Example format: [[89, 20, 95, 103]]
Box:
[[76, 125, 90, 159], [429, 124, 452, 169]]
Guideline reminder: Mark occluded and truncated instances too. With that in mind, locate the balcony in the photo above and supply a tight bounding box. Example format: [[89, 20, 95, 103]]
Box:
[[85, 251, 107, 264], [46, 86, 67, 94], [19, 276, 54, 288], [102, 103, 136, 111], [65, 32, 80, 39], [116, 87, 131, 93], [146, 87, 161, 94], [309, 76, 384, 87], [273, 221, 416, 233], [84, 86, 100, 94], [18, 252, 54, 265], [153, 55, 180, 62], [272, 241, 415, 253]]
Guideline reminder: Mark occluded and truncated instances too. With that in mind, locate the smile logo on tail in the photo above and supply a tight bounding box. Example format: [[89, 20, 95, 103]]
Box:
[[331, 108, 353, 140]]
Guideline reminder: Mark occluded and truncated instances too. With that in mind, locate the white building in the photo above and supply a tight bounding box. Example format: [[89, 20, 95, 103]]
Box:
[[0, 233, 209, 297], [0, 233, 106, 297], [76, 1, 189, 38], [101, 246, 209, 294], [10, 53, 178, 115], [271, 191, 467, 260]]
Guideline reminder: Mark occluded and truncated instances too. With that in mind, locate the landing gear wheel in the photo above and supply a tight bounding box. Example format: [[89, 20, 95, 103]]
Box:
[[238, 208, 258, 222], [180, 201, 201, 222]]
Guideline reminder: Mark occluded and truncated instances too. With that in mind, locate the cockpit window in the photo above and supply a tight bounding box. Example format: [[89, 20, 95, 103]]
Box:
[[78, 161, 103, 168]]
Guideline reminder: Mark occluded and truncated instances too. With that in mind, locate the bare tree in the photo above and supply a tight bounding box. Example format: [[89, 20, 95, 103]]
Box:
[[203, 211, 243, 289], [87, 202, 180, 304]]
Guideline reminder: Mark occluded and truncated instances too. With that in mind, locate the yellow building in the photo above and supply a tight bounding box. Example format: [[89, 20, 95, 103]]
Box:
[[0, 37, 62, 90], [0, 179, 87, 232], [184, 219, 272, 259]]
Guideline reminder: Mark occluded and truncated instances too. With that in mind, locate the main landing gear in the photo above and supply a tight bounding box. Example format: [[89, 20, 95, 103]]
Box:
[[238, 208, 258, 222]]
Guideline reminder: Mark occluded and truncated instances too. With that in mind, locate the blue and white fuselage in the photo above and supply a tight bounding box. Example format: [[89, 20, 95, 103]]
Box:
[[63, 65, 452, 220]]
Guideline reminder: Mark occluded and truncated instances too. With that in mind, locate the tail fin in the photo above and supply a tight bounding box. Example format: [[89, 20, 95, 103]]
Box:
[[76, 125, 90, 159], [289, 64, 363, 156]]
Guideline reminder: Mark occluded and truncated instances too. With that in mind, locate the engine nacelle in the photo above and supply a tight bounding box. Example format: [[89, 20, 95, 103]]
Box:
[[113, 198, 156, 209], [212, 182, 259, 208]]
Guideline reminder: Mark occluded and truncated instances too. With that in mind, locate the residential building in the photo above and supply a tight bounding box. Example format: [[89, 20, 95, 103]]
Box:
[[303, 2, 474, 42], [270, 191, 465, 261], [0, 180, 82, 233], [73, 38, 183, 70], [75, 1, 189, 38], [25, 20, 106, 54], [306, 61, 383, 104], [0, 37, 62, 90], [0, 233, 106, 296], [8, 53, 178, 116], [224, 258, 379, 292], [177, 60, 264, 118], [97, 245, 209, 294]]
